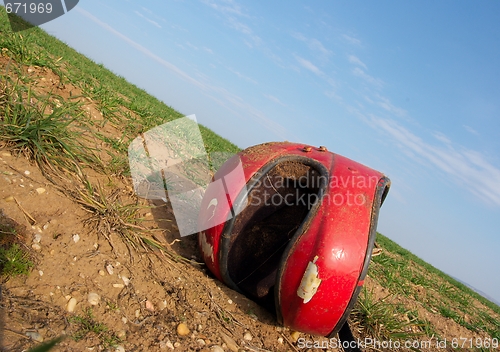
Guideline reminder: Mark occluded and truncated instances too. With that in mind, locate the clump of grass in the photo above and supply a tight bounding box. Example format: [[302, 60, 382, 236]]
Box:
[[69, 308, 120, 347], [71, 181, 145, 249], [351, 288, 419, 340], [0, 243, 33, 277], [0, 30, 63, 78], [66, 180, 170, 254], [0, 76, 101, 175], [0, 212, 33, 279]]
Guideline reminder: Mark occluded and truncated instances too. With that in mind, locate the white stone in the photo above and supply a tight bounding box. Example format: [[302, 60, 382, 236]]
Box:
[[87, 292, 100, 306], [106, 264, 114, 275], [66, 298, 77, 312]]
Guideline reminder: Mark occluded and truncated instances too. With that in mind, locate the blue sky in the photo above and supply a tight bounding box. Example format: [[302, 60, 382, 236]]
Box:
[[35, 0, 500, 303]]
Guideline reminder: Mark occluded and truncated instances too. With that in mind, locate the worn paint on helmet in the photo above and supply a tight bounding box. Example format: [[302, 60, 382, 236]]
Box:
[[297, 255, 322, 303], [199, 231, 214, 263]]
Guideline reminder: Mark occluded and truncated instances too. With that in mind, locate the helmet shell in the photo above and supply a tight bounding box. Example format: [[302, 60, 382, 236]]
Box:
[[198, 142, 390, 336]]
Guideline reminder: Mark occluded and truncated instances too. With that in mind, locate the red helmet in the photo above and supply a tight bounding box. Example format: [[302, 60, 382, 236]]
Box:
[[198, 142, 390, 337]]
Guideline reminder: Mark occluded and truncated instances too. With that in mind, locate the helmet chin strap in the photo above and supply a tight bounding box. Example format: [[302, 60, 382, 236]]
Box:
[[338, 322, 362, 352]]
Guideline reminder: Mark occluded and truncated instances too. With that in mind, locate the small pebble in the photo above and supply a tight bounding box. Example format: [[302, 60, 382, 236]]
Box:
[[122, 276, 130, 286], [25, 331, 43, 342], [210, 346, 224, 352], [24, 170, 30, 175], [196, 339, 206, 347], [227, 299, 233, 304], [1, 152, 11, 157], [114, 346, 125, 352], [164, 339, 174, 349], [173, 342, 181, 348], [87, 292, 100, 306], [158, 300, 167, 311], [113, 283, 124, 288], [4, 195, 14, 202], [33, 234, 42, 243], [72, 234, 80, 243], [248, 313, 258, 321], [243, 332, 252, 341], [66, 297, 77, 312], [122, 317, 128, 324], [31, 243, 41, 251], [36, 187, 46, 194], [277, 337, 284, 344], [176, 323, 190, 336], [290, 331, 301, 343], [220, 332, 238, 352], [99, 270, 105, 276], [117, 330, 126, 339], [145, 300, 154, 312], [106, 263, 114, 275], [39, 270, 43, 277]]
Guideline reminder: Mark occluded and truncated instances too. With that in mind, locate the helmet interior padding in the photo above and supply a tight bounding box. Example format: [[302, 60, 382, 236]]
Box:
[[227, 161, 323, 311]]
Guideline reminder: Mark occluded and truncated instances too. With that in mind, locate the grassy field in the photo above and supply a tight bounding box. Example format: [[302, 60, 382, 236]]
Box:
[[1, 7, 499, 351]]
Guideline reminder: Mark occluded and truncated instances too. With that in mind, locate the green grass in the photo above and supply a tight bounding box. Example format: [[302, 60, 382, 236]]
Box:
[[0, 243, 33, 277], [0, 212, 33, 279], [352, 288, 419, 340], [370, 233, 500, 340], [69, 308, 120, 347]]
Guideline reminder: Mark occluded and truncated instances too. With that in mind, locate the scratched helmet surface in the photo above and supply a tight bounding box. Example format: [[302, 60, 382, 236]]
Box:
[[198, 142, 390, 337]]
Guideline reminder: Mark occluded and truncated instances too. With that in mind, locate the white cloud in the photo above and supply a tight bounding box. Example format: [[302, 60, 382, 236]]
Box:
[[134, 11, 161, 29], [352, 67, 383, 88], [227, 17, 261, 47], [432, 131, 452, 144], [342, 34, 361, 46], [463, 125, 480, 136], [348, 55, 367, 70], [227, 67, 258, 84], [264, 94, 287, 107], [186, 42, 198, 50], [201, 0, 247, 17], [201, 0, 260, 47], [292, 32, 331, 57], [324, 90, 343, 102], [372, 117, 500, 206], [295, 55, 322, 76], [375, 95, 407, 118], [141, 6, 166, 23], [309, 38, 330, 56]]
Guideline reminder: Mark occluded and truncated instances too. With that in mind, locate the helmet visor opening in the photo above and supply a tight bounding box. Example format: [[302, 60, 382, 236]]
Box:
[[227, 161, 323, 311]]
